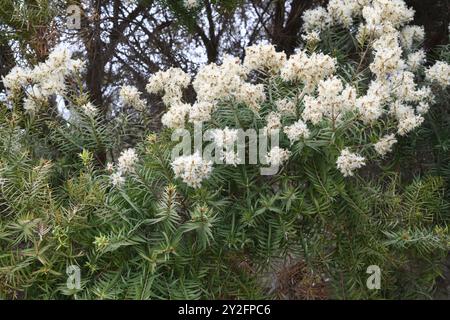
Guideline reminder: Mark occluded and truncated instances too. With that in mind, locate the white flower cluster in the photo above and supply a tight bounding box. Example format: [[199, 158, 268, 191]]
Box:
[[356, 92, 383, 124], [209, 127, 240, 166], [155, 55, 267, 130], [243, 44, 287, 74], [336, 148, 366, 177], [369, 37, 403, 78], [400, 25, 424, 50], [146, 0, 450, 184], [301, 31, 321, 44], [275, 99, 297, 116], [210, 127, 239, 148], [146, 67, 190, 106], [406, 50, 426, 71], [2, 45, 84, 114], [302, 0, 413, 39], [189, 101, 216, 124], [280, 51, 336, 92], [2, 66, 30, 93], [302, 7, 331, 33], [300, 0, 448, 167], [234, 83, 266, 112], [390, 101, 425, 136], [265, 147, 290, 167], [171, 152, 213, 188], [193, 56, 245, 102], [184, 0, 198, 9], [161, 103, 191, 129], [374, 134, 397, 156], [425, 61, 450, 88], [361, 0, 414, 33], [302, 76, 356, 124], [193, 56, 266, 112], [264, 112, 282, 134], [80, 102, 98, 118], [109, 148, 139, 187], [284, 119, 310, 144], [327, 0, 368, 28], [117, 148, 138, 173], [110, 171, 125, 187], [119, 85, 146, 111], [302, 0, 416, 50]]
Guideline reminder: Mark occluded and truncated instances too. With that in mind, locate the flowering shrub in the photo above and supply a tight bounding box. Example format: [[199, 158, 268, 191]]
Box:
[[136, 0, 449, 187], [0, 0, 449, 299]]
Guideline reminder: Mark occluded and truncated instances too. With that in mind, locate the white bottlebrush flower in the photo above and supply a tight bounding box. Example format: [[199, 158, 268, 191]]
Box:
[[188, 101, 215, 123], [117, 148, 138, 173], [302, 95, 324, 125], [327, 0, 368, 28], [336, 148, 366, 177], [243, 43, 286, 74], [362, 0, 414, 31], [372, 32, 401, 52], [280, 51, 336, 91], [301, 31, 321, 43], [416, 102, 429, 115], [2, 44, 80, 100], [161, 103, 191, 129], [390, 102, 424, 136], [69, 59, 86, 73], [275, 99, 296, 116], [1, 66, 30, 92], [146, 68, 191, 106], [302, 6, 331, 32], [110, 171, 125, 187], [119, 85, 146, 111], [29, 63, 50, 85], [374, 134, 397, 156], [171, 152, 213, 188], [40, 73, 67, 97], [184, 0, 198, 9], [302, 76, 356, 124], [412, 86, 433, 104], [366, 80, 391, 104], [22, 85, 46, 114], [235, 83, 266, 113], [369, 45, 403, 78], [265, 147, 290, 166], [106, 162, 114, 172], [264, 112, 282, 134], [356, 94, 383, 123], [399, 25, 424, 50], [80, 102, 98, 117], [210, 127, 239, 149], [425, 61, 450, 88], [37, 45, 81, 85], [284, 119, 310, 144], [45, 45, 73, 72], [397, 113, 424, 136], [390, 101, 414, 119], [23, 97, 39, 114], [406, 50, 426, 71], [390, 71, 419, 103], [192, 55, 246, 104]]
